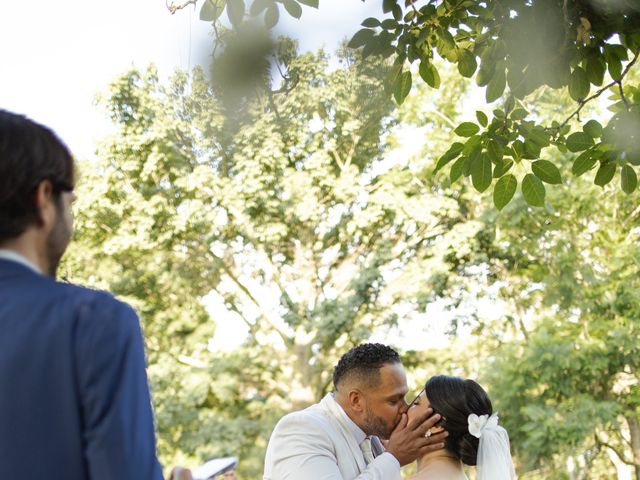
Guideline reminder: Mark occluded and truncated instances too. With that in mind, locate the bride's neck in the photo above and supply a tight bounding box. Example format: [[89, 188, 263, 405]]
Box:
[[416, 449, 461, 472]]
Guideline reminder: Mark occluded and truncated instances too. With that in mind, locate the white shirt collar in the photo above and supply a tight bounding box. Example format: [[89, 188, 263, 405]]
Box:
[[0, 249, 42, 274], [331, 392, 367, 445]]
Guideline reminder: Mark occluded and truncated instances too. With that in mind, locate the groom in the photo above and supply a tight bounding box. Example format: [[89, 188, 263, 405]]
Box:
[[263, 343, 447, 479]]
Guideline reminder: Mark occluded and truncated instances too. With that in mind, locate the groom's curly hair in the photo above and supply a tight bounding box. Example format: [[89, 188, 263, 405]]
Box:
[[332, 343, 400, 391], [425, 375, 493, 466]]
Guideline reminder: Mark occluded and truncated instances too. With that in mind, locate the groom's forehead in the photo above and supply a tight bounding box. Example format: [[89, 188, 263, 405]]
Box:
[[376, 362, 408, 391]]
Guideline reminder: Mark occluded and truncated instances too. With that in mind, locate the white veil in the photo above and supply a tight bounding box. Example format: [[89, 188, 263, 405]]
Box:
[[469, 413, 517, 480]]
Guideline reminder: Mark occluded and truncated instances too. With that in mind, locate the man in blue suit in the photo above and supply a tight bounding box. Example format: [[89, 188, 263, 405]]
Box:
[[0, 110, 192, 480]]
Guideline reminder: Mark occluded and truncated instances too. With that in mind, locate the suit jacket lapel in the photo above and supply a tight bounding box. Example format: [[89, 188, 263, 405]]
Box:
[[319, 393, 367, 472]]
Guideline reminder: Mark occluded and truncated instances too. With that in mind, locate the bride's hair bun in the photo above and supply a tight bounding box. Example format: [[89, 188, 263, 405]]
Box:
[[424, 376, 493, 466]]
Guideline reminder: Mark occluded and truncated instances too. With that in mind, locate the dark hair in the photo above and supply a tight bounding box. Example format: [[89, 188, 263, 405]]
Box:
[[333, 343, 400, 390], [0, 110, 74, 242], [425, 375, 492, 466]]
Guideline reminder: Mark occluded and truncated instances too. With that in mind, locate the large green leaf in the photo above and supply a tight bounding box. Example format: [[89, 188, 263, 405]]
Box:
[[200, 0, 223, 21], [282, 0, 302, 18], [471, 151, 492, 192], [583, 120, 603, 139], [227, 0, 245, 26], [450, 156, 466, 183], [394, 71, 412, 105], [348, 29, 375, 49], [522, 173, 546, 207], [419, 61, 440, 89], [568, 67, 590, 101], [586, 56, 606, 86], [594, 163, 616, 187], [621, 165, 638, 194], [532, 160, 562, 184], [264, 3, 279, 28], [493, 174, 517, 210], [457, 49, 478, 78], [434, 143, 464, 173], [487, 139, 504, 163], [250, 0, 271, 15], [566, 132, 594, 152], [454, 122, 480, 137], [486, 66, 506, 103], [383, 0, 396, 13], [572, 151, 596, 176]]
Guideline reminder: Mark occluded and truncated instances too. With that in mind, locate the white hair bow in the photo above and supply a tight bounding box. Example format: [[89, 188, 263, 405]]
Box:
[[467, 412, 499, 438]]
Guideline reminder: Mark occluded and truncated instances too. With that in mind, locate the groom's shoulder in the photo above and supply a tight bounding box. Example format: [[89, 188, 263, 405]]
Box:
[[273, 401, 335, 435]]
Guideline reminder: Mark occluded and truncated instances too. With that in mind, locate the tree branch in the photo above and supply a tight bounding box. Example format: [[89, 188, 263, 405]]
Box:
[[555, 49, 640, 132], [167, 0, 199, 14]]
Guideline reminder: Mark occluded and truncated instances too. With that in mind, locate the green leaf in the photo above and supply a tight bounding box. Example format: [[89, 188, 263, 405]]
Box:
[[510, 108, 528, 121], [200, 0, 221, 21], [383, 0, 396, 13], [522, 173, 546, 207], [493, 174, 517, 210], [621, 165, 637, 194], [486, 66, 506, 103], [594, 162, 616, 187], [454, 122, 480, 137], [450, 156, 466, 183], [526, 128, 551, 148], [476, 111, 488, 127], [348, 28, 375, 49], [493, 158, 513, 178], [297, 0, 319, 7], [566, 132, 594, 152], [532, 160, 562, 184], [457, 49, 478, 78], [250, 0, 271, 15], [419, 61, 440, 89], [282, 0, 302, 18], [361, 17, 380, 28], [586, 56, 606, 86], [264, 3, 279, 28], [434, 142, 464, 173], [487, 139, 504, 163], [568, 67, 590, 101], [583, 119, 603, 138], [572, 151, 596, 176], [393, 71, 412, 105], [227, 0, 245, 26], [471, 152, 492, 192], [608, 56, 623, 81], [392, 4, 402, 20]]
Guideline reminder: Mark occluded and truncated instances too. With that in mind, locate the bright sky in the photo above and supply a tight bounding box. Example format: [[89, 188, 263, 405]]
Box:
[[0, 0, 377, 159]]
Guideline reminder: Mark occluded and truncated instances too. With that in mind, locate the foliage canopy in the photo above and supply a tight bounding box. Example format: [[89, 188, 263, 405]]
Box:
[[169, 0, 640, 209]]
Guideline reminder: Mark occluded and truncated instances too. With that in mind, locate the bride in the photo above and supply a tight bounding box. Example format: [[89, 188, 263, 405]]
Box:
[[407, 375, 517, 480]]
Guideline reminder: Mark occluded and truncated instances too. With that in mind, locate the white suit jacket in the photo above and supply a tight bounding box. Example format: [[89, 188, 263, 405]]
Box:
[[263, 393, 401, 480]]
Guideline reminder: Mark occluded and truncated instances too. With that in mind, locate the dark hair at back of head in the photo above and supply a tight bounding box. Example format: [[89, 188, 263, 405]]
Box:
[[333, 343, 400, 391], [425, 375, 492, 466], [0, 110, 74, 243]]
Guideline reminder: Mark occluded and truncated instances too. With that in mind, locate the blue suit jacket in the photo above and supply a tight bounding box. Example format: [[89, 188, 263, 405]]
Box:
[[0, 258, 164, 479]]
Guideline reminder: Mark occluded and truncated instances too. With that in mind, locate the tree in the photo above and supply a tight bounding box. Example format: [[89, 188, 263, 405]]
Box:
[[62, 46, 479, 476], [168, 0, 640, 209]]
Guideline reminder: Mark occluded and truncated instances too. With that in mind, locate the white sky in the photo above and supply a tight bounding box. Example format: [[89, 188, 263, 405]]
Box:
[[0, 0, 377, 159]]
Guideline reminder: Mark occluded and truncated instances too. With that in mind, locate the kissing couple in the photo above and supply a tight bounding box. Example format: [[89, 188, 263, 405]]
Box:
[[264, 343, 517, 480]]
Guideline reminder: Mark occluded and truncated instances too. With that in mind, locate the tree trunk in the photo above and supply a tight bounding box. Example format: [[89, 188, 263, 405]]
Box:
[[628, 414, 640, 480]]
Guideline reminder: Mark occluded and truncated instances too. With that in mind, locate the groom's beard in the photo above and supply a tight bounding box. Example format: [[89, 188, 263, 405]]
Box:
[[362, 406, 394, 439]]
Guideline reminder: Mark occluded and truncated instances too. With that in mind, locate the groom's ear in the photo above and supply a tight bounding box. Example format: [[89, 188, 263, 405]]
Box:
[[347, 389, 365, 413]]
